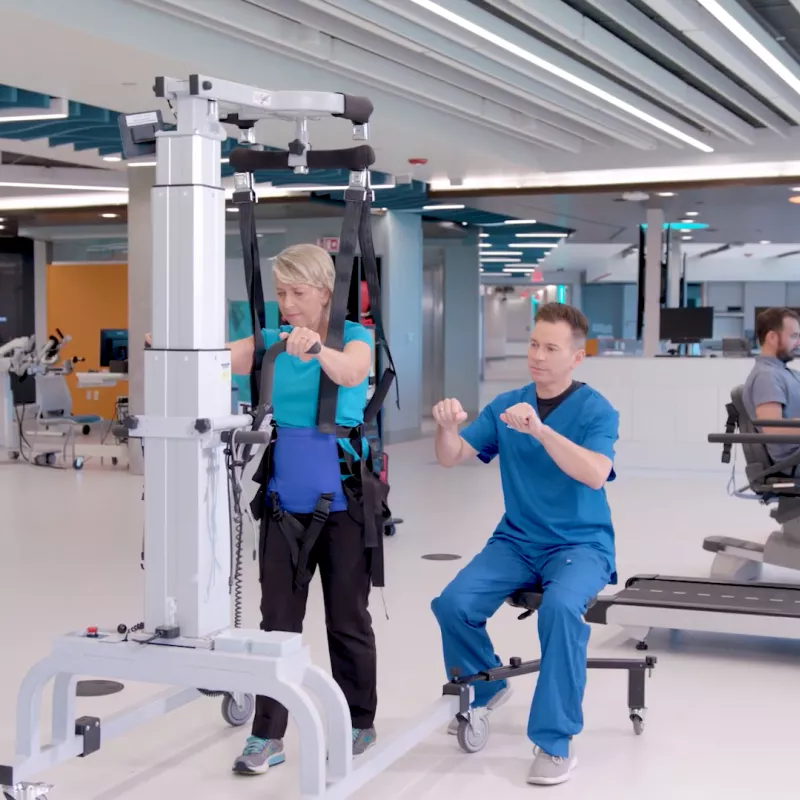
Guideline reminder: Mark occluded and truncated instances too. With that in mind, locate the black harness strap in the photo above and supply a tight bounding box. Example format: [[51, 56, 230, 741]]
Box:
[[269, 490, 334, 592], [316, 193, 363, 433], [233, 185, 266, 408], [357, 194, 398, 410]]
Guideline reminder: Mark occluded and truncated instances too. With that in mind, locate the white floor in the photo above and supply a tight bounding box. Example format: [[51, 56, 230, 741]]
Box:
[[2, 370, 800, 799]]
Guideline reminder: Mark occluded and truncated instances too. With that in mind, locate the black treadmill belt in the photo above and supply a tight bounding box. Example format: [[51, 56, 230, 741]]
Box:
[[616, 578, 800, 618]]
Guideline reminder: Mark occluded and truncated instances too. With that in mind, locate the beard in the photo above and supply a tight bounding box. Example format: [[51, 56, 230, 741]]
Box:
[[777, 347, 795, 364]]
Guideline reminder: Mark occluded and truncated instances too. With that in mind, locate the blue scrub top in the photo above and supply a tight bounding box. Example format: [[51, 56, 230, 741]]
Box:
[[461, 383, 619, 582], [262, 321, 373, 514]]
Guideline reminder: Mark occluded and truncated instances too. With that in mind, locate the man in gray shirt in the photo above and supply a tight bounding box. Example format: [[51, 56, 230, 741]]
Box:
[[743, 307, 800, 467]]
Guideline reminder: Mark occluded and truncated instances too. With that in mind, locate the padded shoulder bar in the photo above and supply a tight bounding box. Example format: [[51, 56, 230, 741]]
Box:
[[334, 94, 373, 125], [709, 433, 800, 445], [229, 144, 376, 174]]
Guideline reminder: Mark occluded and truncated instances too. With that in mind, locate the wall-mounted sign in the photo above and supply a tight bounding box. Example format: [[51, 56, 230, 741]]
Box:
[[317, 237, 340, 253]]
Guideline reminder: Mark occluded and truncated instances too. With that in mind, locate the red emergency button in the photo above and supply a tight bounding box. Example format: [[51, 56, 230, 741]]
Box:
[[86, 627, 99, 637]]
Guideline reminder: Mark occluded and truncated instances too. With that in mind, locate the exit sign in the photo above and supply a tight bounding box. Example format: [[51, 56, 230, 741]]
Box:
[[529, 269, 543, 282], [317, 237, 340, 253]]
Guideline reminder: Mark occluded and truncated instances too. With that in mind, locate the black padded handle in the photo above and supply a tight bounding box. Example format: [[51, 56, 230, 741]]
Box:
[[751, 419, 800, 428], [334, 94, 373, 125], [229, 144, 375, 174], [709, 433, 800, 444], [220, 429, 273, 445]]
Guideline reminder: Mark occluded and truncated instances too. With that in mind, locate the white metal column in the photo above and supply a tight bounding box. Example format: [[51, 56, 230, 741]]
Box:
[[143, 96, 231, 639]]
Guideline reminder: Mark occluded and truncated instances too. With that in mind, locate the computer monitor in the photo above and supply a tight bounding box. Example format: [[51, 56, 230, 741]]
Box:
[[659, 307, 714, 343], [100, 329, 128, 367]]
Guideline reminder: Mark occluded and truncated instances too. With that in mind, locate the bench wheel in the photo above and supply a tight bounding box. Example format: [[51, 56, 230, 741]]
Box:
[[73, 456, 85, 470], [630, 710, 645, 736], [457, 714, 490, 753], [221, 693, 255, 727]]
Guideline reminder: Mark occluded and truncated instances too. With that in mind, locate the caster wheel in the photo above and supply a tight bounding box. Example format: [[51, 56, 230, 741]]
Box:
[[630, 712, 645, 735], [82, 424, 91, 436], [384, 524, 396, 537], [9, 451, 19, 461], [111, 457, 118, 466], [635, 641, 648, 651], [221, 693, 255, 727], [46, 452, 57, 466], [73, 457, 84, 470], [456, 714, 490, 754]]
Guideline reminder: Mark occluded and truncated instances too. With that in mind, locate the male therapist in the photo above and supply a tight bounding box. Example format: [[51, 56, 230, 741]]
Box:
[[431, 302, 619, 786], [743, 307, 800, 468]]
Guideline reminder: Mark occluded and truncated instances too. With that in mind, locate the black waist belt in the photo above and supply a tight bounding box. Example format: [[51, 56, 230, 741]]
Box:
[[269, 491, 334, 593]]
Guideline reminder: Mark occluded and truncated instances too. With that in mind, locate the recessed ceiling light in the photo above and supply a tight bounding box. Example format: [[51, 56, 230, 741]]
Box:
[[227, 207, 239, 213], [422, 204, 465, 211], [681, 218, 693, 223], [760, 239, 771, 244], [658, 192, 676, 197], [103, 155, 122, 163], [792, 187, 800, 192], [682, 235, 693, 241], [100, 212, 119, 219], [479, 243, 491, 248], [504, 219, 538, 225], [789, 196, 800, 204], [685, 211, 699, 216], [0, 225, 5, 231]]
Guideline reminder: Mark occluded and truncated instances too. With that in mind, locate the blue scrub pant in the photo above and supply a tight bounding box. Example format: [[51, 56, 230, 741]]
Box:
[[431, 536, 610, 758]]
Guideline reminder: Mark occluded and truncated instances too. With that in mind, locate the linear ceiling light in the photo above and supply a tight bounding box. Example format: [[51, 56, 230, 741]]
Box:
[[0, 181, 125, 192], [696, 0, 800, 96], [409, 0, 713, 153], [0, 97, 69, 123], [515, 232, 568, 238], [0, 192, 130, 211], [480, 257, 522, 263], [480, 250, 526, 256], [509, 243, 558, 248], [422, 203, 465, 210], [429, 159, 800, 192]]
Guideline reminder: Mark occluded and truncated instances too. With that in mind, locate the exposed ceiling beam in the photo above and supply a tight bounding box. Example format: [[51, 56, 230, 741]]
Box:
[[0, 137, 123, 170], [643, 0, 800, 124], [585, 0, 790, 133], [502, 0, 756, 144], [396, 0, 716, 151]]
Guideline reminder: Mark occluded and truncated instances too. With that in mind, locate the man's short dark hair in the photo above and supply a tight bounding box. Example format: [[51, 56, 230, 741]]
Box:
[[755, 307, 800, 345], [534, 302, 589, 344]]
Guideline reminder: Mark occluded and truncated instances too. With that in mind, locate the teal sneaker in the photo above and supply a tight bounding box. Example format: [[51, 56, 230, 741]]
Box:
[[232, 736, 285, 775], [352, 727, 377, 755]]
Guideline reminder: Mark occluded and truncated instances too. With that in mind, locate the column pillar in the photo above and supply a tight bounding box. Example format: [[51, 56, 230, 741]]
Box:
[[443, 234, 480, 417], [642, 207, 664, 357], [667, 234, 682, 307], [33, 240, 50, 348], [376, 211, 423, 444], [127, 165, 155, 474]]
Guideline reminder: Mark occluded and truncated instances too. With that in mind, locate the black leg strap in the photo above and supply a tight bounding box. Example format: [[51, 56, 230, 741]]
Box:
[[269, 491, 333, 592]]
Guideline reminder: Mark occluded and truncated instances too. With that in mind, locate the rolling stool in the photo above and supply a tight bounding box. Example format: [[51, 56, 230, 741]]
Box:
[[441, 585, 657, 753]]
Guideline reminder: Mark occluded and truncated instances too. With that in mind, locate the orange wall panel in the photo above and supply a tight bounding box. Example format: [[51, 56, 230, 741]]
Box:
[[46, 263, 128, 419]]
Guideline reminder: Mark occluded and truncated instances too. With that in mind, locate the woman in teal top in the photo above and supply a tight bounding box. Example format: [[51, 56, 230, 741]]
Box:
[[226, 243, 378, 776]]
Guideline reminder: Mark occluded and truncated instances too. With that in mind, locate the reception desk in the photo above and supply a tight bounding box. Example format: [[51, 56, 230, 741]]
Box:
[[574, 357, 762, 472]]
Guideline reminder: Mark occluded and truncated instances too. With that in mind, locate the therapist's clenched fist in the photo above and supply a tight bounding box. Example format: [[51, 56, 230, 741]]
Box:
[[500, 402, 543, 438], [433, 398, 468, 429]]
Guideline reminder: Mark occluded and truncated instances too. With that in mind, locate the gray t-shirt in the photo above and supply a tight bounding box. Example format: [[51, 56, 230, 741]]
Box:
[[742, 356, 800, 465]]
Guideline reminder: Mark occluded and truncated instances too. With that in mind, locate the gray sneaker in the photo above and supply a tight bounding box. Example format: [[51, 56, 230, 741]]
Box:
[[352, 727, 377, 755], [527, 742, 577, 786], [447, 683, 513, 735], [232, 736, 285, 775]]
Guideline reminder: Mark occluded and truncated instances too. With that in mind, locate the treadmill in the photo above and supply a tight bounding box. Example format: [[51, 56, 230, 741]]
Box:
[[587, 386, 800, 649]]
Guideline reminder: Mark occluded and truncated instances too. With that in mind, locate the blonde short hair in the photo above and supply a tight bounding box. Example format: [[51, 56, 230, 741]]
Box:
[[272, 243, 335, 294]]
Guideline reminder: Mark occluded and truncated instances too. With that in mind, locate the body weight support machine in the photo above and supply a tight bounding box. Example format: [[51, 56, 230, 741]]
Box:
[[0, 75, 440, 800]]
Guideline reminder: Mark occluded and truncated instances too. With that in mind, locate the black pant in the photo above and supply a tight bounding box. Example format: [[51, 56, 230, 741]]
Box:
[[252, 508, 377, 740]]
